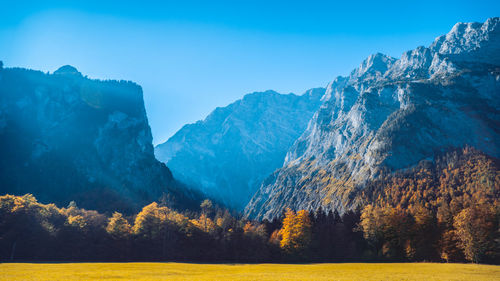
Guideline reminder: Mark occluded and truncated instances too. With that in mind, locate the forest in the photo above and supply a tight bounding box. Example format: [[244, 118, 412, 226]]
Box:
[[0, 147, 498, 264]]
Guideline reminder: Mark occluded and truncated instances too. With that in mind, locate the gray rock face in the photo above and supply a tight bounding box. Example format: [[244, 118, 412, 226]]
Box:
[[0, 66, 198, 213], [155, 89, 325, 210], [245, 17, 500, 220]]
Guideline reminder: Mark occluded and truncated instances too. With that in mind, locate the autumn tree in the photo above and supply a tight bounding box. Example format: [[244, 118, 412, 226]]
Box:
[[133, 202, 181, 259], [191, 214, 216, 233], [243, 222, 266, 239], [279, 209, 312, 258], [0, 194, 64, 260], [407, 205, 439, 261], [437, 202, 464, 262], [106, 212, 131, 239], [269, 229, 281, 246], [360, 205, 413, 260], [0, 149, 498, 267], [133, 203, 162, 239], [385, 208, 413, 259], [104, 212, 132, 259], [453, 205, 497, 263], [359, 204, 386, 257], [66, 214, 87, 229]]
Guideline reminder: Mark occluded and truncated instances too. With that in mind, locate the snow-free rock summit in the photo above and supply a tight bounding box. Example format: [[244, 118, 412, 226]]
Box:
[[245, 17, 500, 220]]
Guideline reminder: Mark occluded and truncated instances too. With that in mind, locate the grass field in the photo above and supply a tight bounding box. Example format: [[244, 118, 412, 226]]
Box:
[[1, 262, 499, 281]]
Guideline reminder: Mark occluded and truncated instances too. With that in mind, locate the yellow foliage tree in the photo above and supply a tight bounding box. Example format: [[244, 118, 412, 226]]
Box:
[[66, 215, 86, 229], [243, 221, 267, 239], [279, 209, 312, 254], [359, 205, 386, 245], [133, 202, 189, 258], [453, 205, 495, 263], [106, 212, 131, 239], [190, 213, 216, 233]]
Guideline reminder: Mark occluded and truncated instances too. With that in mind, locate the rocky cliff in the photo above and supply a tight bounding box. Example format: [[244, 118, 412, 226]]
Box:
[[155, 89, 325, 210], [245, 17, 500, 219], [0, 65, 198, 213]]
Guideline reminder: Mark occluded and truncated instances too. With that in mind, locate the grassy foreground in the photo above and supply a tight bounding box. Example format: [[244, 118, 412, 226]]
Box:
[[0, 262, 499, 281]]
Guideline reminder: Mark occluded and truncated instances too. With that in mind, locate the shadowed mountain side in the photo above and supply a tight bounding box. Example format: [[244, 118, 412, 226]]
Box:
[[155, 88, 325, 210], [0, 65, 200, 213]]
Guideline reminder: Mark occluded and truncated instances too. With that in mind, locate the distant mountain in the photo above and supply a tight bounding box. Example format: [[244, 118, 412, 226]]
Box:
[[245, 17, 500, 219], [0, 65, 199, 213], [155, 89, 325, 210]]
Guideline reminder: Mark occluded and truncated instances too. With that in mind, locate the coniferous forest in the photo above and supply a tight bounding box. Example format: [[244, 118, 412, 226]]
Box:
[[1, 148, 498, 264]]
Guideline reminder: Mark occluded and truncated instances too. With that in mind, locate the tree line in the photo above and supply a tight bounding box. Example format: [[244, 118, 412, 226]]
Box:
[[0, 147, 498, 263]]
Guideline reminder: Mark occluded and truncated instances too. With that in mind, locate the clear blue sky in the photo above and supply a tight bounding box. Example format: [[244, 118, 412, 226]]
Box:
[[1, 1, 498, 144]]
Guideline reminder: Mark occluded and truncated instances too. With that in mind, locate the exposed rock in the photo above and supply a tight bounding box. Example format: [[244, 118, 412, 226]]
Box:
[[155, 88, 325, 210], [0, 66, 198, 213], [53, 65, 82, 76], [245, 17, 500, 220]]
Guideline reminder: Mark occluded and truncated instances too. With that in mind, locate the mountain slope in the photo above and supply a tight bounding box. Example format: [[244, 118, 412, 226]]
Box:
[[245, 17, 500, 220], [0, 65, 198, 213], [155, 89, 325, 210]]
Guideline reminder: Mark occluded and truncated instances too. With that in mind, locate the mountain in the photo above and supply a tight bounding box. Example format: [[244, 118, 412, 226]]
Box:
[[245, 17, 500, 220], [0, 65, 198, 213], [155, 89, 325, 210]]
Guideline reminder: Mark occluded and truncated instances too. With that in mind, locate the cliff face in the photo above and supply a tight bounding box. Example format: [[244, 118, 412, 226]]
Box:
[[0, 65, 197, 213], [155, 89, 325, 210], [245, 18, 500, 220]]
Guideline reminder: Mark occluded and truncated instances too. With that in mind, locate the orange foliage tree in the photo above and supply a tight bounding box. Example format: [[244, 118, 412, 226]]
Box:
[[279, 209, 312, 257]]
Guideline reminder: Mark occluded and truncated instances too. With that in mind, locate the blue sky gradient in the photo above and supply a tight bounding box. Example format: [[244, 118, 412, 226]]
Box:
[[1, 1, 498, 144]]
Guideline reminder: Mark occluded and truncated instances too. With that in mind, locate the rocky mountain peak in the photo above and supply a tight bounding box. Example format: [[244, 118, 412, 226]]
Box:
[[245, 17, 500, 220], [53, 65, 82, 76], [350, 53, 397, 83], [155, 88, 325, 210], [430, 17, 500, 65]]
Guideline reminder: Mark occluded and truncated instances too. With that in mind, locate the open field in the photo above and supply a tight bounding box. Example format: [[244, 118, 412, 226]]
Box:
[[1, 262, 499, 281]]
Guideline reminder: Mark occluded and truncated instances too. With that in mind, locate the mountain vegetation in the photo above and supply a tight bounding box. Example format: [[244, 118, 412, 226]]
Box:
[[1, 148, 497, 263], [0, 18, 499, 266]]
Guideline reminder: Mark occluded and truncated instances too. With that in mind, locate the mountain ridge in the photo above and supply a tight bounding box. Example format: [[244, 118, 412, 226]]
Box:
[[155, 87, 325, 210], [0, 65, 199, 213], [245, 17, 500, 220]]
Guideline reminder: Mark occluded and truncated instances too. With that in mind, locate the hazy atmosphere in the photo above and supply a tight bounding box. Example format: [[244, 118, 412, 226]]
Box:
[[1, 0, 497, 144]]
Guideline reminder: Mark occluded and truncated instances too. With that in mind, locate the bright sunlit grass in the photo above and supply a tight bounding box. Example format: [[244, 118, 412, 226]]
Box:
[[1, 262, 499, 281]]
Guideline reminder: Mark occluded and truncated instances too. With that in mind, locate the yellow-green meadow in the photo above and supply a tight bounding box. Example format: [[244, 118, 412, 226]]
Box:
[[1, 262, 499, 281]]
